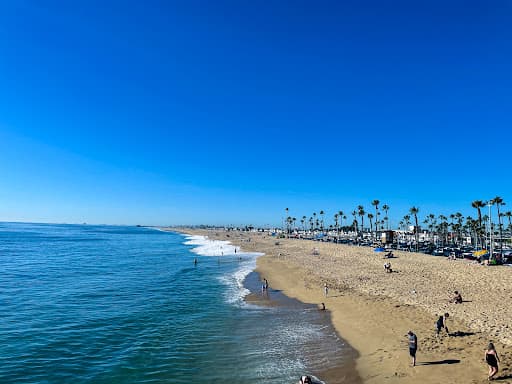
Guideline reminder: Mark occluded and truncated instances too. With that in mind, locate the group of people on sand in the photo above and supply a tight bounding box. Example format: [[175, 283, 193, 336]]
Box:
[[405, 289, 502, 380]]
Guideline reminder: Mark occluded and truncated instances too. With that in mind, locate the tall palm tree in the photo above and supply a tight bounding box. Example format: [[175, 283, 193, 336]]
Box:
[[319, 210, 325, 232], [438, 215, 448, 246], [357, 205, 365, 237], [334, 213, 339, 235], [505, 211, 512, 232], [309, 217, 314, 232], [292, 217, 297, 231], [285, 208, 289, 232], [302, 215, 307, 232], [382, 204, 390, 230], [403, 215, 411, 229], [313, 212, 317, 231], [368, 213, 374, 235], [286, 216, 292, 234], [505, 211, 512, 246], [455, 212, 463, 245], [338, 210, 344, 235], [491, 197, 505, 256], [409, 207, 420, 251], [371, 200, 380, 238], [472, 200, 485, 246]]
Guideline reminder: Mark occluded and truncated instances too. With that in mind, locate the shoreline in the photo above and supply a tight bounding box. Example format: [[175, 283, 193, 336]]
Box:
[[169, 228, 512, 383], [173, 227, 361, 383], [243, 270, 362, 384]]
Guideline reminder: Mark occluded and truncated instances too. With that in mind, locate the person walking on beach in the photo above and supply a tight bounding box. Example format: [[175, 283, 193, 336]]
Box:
[[407, 331, 418, 366], [324, 283, 328, 297], [485, 342, 500, 380], [436, 313, 449, 337]]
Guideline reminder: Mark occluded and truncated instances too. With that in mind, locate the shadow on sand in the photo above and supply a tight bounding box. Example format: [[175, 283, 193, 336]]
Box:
[[493, 374, 512, 381], [419, 359, 460, 366], [449, 331, 475, 337]]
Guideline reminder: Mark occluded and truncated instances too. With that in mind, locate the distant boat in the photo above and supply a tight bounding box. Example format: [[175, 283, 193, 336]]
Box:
[[136, 225, 142, 227]]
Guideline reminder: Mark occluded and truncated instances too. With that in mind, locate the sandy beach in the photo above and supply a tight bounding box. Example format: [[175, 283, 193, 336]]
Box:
[[178, 229, 512, 384]]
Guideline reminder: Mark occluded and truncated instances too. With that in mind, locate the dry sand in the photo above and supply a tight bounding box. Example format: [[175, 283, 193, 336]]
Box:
[[178, 229, 512, 384]]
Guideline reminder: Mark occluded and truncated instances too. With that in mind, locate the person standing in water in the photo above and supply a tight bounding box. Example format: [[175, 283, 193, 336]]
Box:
[[485, 342, 500, 380]]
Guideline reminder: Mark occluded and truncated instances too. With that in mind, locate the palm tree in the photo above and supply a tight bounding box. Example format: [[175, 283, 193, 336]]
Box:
[[357, 205, 365, 237], [286, 216, 292, 234], [403, 215, 411, 229], [338, 210, 344, 235], [292, 217, 297, 231], [313, 212, 317, 231], [455, 212, 463, 245], [491, 197, 505, 256], [505, 211, 512, 246], [409, 207, 419, 251], [302, 215, 307, 233], [382, 204, 390, 230], [368, 213, 374, 235], [371, 200, 380, 239], [334, 213, 339, 236], [319, 210, 325, 233], [309, 217, 314, 232], [472, 200, 485, 247], [438, 215, 448, 246], [285, 208, 289, 233], [351, 210, 357, 234], [505, 211, 512, 232]]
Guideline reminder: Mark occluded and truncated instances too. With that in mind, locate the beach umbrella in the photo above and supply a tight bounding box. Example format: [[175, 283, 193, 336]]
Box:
[[374, 247, 385, 252]]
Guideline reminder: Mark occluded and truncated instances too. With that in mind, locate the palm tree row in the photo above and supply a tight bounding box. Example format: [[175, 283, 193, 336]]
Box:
[[284, 196, 511, 255]]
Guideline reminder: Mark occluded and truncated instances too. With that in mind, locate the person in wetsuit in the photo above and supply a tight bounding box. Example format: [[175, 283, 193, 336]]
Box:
[[485, 342, 500, 380]]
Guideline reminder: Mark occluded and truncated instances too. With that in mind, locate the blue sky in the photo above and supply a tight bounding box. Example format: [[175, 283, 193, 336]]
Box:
[[1, 0, 511, 226]]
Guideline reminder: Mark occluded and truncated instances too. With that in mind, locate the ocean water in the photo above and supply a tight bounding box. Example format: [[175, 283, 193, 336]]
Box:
[[0, 223, 356, 383]]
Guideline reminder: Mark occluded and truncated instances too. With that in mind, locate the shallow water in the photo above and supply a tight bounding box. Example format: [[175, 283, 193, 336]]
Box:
[[0, 223, 357, 383]]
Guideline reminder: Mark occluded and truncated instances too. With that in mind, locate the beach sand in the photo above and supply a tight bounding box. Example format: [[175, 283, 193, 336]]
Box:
[[177, 229, 512, 383]]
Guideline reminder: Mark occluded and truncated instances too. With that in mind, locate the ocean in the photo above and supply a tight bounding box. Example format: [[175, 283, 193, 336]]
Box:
[[0, 223, 357, 383]]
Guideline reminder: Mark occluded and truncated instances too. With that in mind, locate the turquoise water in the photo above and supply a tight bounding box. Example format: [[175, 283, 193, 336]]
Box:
[[0, 223, 354, 383]]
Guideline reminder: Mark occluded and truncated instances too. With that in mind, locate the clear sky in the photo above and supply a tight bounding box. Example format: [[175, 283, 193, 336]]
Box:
[[1, 0, 511, 227]]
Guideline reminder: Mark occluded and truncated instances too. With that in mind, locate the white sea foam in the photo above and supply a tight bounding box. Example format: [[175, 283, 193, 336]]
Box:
[[184, 235, 240, 256], [183, 234, 263, 304]]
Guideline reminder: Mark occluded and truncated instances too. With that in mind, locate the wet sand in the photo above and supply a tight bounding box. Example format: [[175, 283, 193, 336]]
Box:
[[243, 271, 361, 384], [174, 228, 512, 383]]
